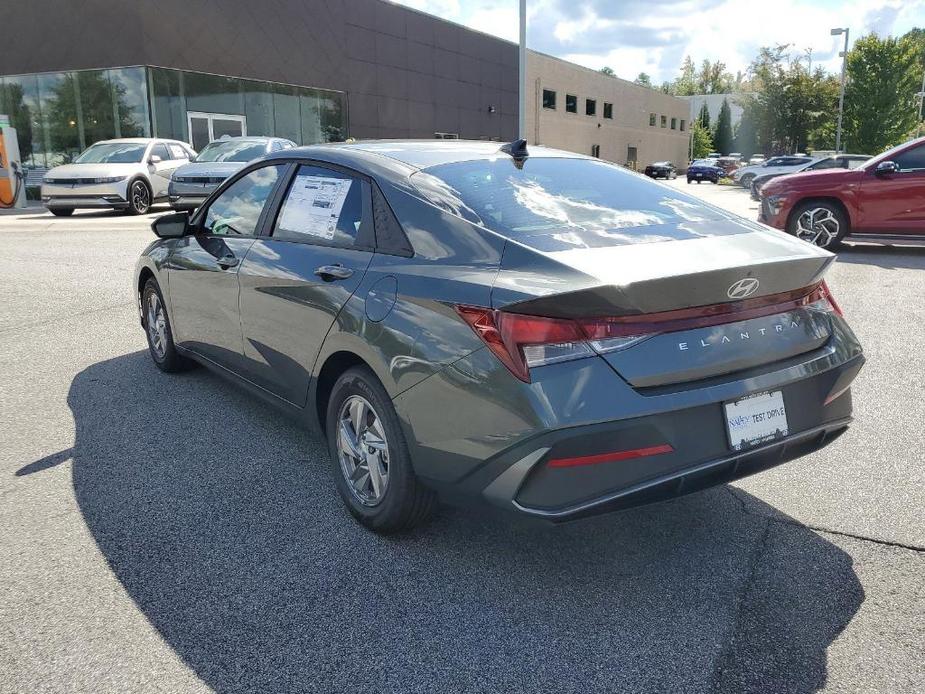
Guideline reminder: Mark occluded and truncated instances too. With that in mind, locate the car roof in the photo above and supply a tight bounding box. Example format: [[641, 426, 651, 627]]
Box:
[[91, 137, 189, 146], [271, 139, 591, 172]]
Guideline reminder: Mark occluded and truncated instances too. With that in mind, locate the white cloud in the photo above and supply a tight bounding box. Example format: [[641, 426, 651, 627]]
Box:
[[392, 0, 925, 84]]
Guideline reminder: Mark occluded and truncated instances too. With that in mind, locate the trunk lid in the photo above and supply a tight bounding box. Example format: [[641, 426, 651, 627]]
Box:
[[493, 226, 837, 388]]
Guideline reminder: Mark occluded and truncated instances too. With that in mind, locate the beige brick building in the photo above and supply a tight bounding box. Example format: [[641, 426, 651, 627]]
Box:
[[527, 51, 691, 169]]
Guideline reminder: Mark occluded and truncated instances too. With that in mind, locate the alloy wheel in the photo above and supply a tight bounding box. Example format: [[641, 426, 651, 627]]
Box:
[[146, 292, 167, 359], [795, 207, 839, 248], [131, 182, 150, 214], [337, 395, 390, 506]]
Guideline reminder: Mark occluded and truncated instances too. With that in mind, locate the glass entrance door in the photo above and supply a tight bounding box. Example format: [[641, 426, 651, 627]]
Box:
[[187, 111, 247, 151]]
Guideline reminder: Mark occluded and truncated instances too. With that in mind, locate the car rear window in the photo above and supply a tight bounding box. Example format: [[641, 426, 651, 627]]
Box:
[[412, 157, 742, 249]]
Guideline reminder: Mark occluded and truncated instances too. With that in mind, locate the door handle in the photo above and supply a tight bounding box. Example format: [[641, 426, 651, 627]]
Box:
[[314, 264, 354, 281], [216, 255, 239, 269]]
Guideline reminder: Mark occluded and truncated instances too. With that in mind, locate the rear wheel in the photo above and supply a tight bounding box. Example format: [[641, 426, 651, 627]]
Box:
[[739, 173, 755, 188], [127, 180, 151, 215], [50, 208, 74, 217], [787, 201, 848, 250], [327, 366, 437, 533]]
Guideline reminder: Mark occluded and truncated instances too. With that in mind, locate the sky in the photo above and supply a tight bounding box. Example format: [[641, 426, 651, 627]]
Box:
[[393, 0, 925, 85]]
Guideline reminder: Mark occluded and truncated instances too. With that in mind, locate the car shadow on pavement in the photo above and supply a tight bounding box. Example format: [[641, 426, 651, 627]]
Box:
[[60, 351, 864, 693], [836, 244, 925, 271]]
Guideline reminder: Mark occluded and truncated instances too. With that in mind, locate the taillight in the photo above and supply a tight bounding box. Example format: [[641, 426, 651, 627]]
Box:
[[454, 306, 591, 382], [456, 281, 843, 383]]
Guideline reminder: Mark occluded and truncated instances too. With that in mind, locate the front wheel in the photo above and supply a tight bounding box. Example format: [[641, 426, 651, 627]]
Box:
[[127, 180, 151, 215], [327, 366, 437, 533], [739, 174, 755, 188], [50, 208, 74, 217], [142, 278, 192, 372], [787, 201, 848, 250]]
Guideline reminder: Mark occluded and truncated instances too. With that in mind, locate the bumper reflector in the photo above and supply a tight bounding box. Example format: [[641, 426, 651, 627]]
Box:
[[548, 444, 674, 468]]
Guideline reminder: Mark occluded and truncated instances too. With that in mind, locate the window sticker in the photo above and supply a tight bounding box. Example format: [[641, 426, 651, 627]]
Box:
[[278, 174, 353, 240]]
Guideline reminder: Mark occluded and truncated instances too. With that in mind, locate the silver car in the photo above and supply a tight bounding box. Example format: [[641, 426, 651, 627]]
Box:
[[732, 155, 816, 188], [168, 137, 296, 211], [41, 138, 194, 216]]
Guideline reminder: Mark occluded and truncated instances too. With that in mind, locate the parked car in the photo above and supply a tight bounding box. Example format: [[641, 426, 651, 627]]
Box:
[[42, 138, 195, 216], [748, 155, 767, 165], [643, 161, 677, 179], [686, 159, 724, 184], [733, 155, 816, 188], [135, 139, 863, 532], [750, 154, 871, 200], [715, 156, 740, 176], [169, 136, 296, 210], [759, 136, 925, 249]]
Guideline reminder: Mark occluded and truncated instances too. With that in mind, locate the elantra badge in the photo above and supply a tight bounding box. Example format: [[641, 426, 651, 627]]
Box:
[[727, 277, 760, 299]]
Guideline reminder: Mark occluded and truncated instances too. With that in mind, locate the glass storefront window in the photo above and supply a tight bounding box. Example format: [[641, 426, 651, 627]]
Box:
[[3, 65, 347, 169], [0, 74, 42, 167], [273, 84, 301, 143]]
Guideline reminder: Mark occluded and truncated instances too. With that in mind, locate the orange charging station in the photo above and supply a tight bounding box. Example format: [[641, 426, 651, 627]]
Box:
[[0, 118, 27, 209]]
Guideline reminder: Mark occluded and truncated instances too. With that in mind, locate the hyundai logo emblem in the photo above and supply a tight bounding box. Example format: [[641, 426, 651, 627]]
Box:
[[727, 277, 760, 299]]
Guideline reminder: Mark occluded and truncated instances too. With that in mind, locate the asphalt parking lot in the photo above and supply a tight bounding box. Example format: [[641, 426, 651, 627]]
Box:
[[1, 191, 923, 693]]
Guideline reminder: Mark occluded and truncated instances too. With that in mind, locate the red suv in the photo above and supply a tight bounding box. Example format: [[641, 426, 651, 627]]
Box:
[[759, 137, 925, 249]]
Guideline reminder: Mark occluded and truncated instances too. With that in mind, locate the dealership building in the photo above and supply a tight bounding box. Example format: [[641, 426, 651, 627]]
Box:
[[0, 0, 689, 176]]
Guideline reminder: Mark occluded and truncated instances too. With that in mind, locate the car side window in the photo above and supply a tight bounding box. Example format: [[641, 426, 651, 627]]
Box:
[[893, 144, 925, 172], [203, 164, 286, 237], [167, 143, 188, 160], [271, 165, 368, 248], [152, 143, 171, 161]]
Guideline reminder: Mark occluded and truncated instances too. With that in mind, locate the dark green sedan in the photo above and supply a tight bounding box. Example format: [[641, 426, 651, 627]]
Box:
[[135, 140, 863, 533]]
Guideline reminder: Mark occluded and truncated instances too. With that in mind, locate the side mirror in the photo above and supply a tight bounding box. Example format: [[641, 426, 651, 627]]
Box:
[[151, 211, 189, 238], [149, 154, 163, 165], [874, 160, 899, 176]]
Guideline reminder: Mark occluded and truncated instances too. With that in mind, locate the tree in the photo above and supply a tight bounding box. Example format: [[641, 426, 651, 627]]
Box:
[[713, 98, 734, 154], [634, 72, 652, 87], [697, 60, 734, 94], [697, 102, 711, 130], [599, 66, 616, 78], [843, 33, 921, 153], [691, 122, 714, 159], [671, 56, 698, 96], [734, 108, 759, 156]]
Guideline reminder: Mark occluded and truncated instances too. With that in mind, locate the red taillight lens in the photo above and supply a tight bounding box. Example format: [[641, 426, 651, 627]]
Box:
[[456, 282, 842, 382], [455, 306, 587, 382]]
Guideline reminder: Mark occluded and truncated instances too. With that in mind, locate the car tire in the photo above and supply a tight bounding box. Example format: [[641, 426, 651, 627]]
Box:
[[686, 178, 692, 184], [787, 201, 849, 250], [127, 179, 152, 215], [141, 278, 192, 373], [739, 174, 755, 188], [49, 208, 74, 217], [327, 366, 438, 533]]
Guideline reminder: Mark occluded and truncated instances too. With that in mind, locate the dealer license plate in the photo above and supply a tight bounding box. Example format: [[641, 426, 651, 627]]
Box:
[[724, 390, 789, 451]]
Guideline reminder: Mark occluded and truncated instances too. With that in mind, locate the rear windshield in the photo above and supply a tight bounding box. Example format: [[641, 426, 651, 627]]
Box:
[[412, 157, 740, 249]]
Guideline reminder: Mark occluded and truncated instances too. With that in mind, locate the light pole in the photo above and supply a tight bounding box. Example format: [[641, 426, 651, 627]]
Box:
[[518, 0, 526, 140], [831, 27, 849, 153]]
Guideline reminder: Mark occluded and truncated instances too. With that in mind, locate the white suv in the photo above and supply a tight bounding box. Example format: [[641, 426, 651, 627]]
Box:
[[41, 138, 195, 216], [732, 155, 816, 188]]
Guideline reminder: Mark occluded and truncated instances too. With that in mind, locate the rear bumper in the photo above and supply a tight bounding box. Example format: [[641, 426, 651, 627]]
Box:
[[396, 331, 863, 521]]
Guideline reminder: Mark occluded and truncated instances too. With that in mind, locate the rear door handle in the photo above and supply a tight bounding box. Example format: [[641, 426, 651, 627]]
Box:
[[216, 255, 239, 269], [314, 264, 354, 281]]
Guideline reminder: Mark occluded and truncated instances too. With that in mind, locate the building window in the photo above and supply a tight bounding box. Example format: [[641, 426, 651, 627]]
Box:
[[585, 98, 596, 116], [542, 89, 556, 110], [591, 144, 600, 158], [680, 119, 686, 132], [649, 113, 656, 127], [566, 94, 577, 113], [660, 115, 667, 128], [671, 117, 677, 130], [603, 103, 613, 119]]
